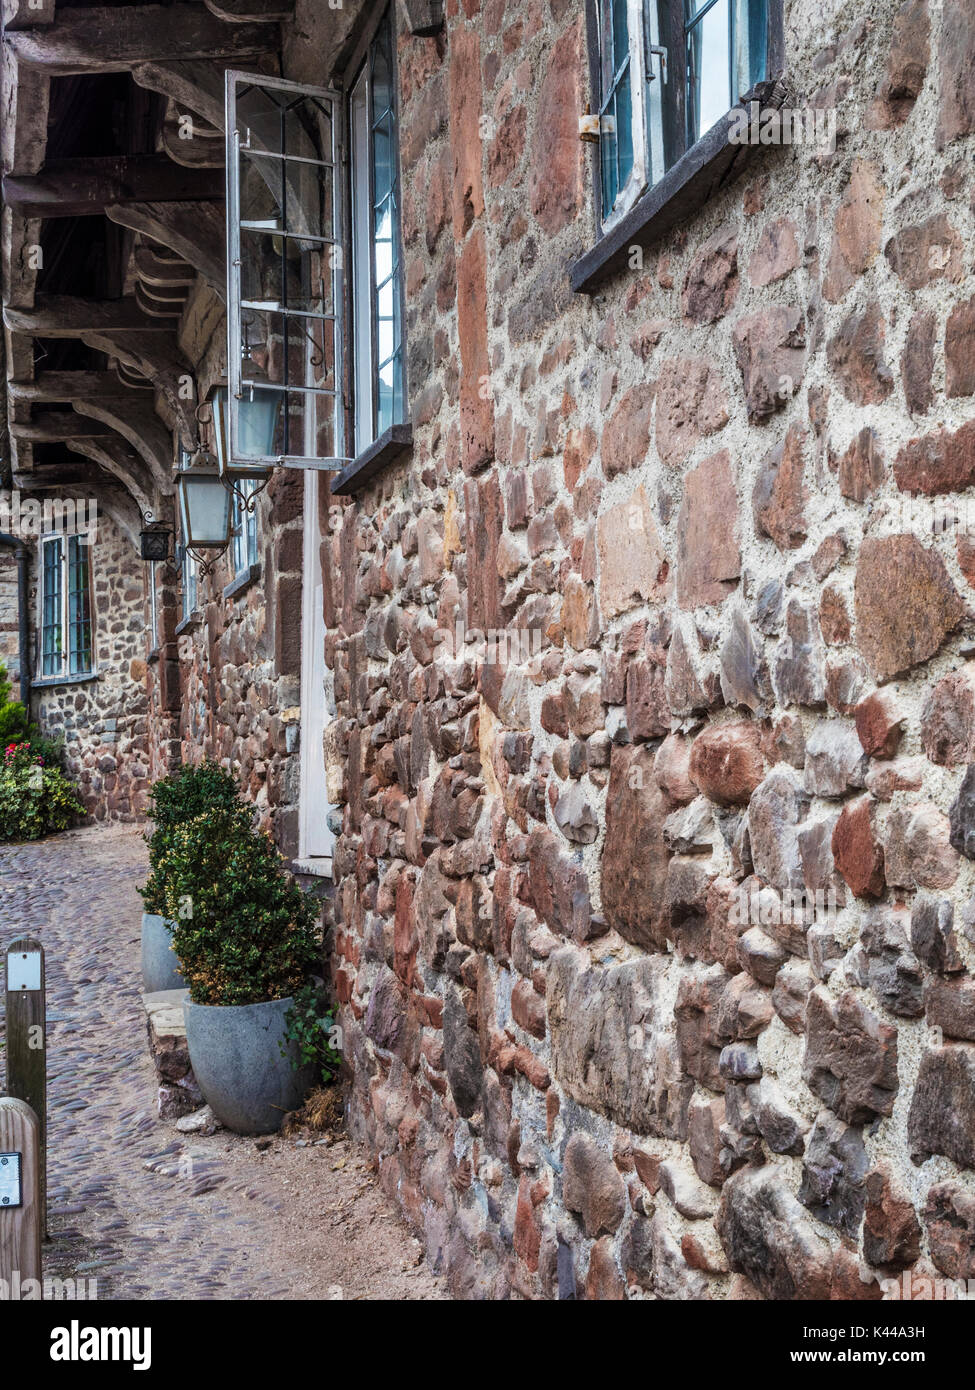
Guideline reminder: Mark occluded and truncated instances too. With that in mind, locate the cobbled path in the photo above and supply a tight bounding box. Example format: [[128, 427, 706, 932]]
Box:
[[0, 824, 444, 1300]]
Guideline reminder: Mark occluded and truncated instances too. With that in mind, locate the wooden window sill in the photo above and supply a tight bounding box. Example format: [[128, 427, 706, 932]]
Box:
[[570, 82, 783, 295], [329, 423, 413, 497], [223, 563, 261, 601]]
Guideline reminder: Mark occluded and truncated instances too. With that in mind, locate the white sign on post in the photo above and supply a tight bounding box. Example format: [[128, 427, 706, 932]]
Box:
[[7, 949, 41, 992], [0, 1153, 23, 1208]]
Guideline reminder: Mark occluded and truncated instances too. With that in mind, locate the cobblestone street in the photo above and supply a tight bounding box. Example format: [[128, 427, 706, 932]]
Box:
[[0, 825, 444, 1301]]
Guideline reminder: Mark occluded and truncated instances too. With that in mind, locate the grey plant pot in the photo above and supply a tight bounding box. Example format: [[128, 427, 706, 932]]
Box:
[[183, 995, 314, 1135], [141, 912, 186, 993]]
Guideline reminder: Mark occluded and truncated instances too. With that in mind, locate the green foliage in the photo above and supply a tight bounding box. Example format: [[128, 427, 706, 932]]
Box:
[[0, 662, 64, 765], [139, 760, 247, 913], [0, 740, 85, 842], [282, 982, 342, 1084], [160, 806, 321, 1007]]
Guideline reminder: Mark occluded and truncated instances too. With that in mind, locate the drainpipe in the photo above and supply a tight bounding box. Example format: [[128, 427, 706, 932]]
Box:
[[0, 531, 30, 706]]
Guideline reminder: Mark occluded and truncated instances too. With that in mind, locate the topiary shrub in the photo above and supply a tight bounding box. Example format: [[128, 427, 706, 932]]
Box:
[[0, 740, 85, 842], [159, 806, 321, 1007], [139, 760, 247, 914]]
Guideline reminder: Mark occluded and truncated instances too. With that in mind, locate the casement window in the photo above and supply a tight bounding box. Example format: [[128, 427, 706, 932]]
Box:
[[148, 562, 159, 652], [39, 534, 94, 680], [180, 536, 198, 620], [231, 480, 260, 577], [348, 3, 405, 454], [224, 1, 406, 474], [590, 0, 773, 230]]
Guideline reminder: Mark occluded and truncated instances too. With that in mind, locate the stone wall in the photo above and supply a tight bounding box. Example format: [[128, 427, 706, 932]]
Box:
[[0, 491, 151, 821], [159, 469, 307, 855], [0, 548, 19, 690], [316, 0, 975, 1299]]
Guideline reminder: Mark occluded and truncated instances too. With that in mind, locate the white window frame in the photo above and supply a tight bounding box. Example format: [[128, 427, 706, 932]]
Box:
[[231, 480, 259, 576], [37, 532, 95, 681], [225, 69, 347, 472], [148, 561, 159, 651], [598, 0, 661, 232], [348, 3, 406, 457], [180, 536, 198, 620]]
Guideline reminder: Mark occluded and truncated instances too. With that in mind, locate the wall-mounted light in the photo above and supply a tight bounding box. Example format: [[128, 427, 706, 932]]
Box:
[[139, 521, 173, 563], [175, 447, 233, 575]]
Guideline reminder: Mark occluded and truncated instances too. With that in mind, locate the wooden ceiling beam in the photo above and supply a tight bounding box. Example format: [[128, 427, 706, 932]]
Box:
[[105, 201, 225, 297], [71, 436, 162, 514], [5, 5, 279, 75], [203, 0, 292, 22], [72, 399, 173, 492], [132, 53, 279, 133], [1, 54, 50, 177], [3, 155, 224, 218], [9, 411, 118, 443], [133, 243, 196, 287], [4, 295, 173, 336], [8, 371, 152, 403], [2, 0, 56, 32]]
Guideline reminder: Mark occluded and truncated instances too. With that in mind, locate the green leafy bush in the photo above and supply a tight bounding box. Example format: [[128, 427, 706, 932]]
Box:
[[282, 982, 342, 1084], [0, 662, 64, 766], [159, 806, 321, 1007], [0, 740, 85, 842], [139, 760, 247, 914]]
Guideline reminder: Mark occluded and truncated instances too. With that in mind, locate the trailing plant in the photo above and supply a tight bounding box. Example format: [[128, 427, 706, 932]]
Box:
[[282, 982, 342, 1085], [139, 760, 248, 914], [160, 807, 321, 1007], [0, 741, 85, 842]]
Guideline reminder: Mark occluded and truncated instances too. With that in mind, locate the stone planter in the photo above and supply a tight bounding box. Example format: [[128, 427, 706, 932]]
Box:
[[183, 996, 313, 1135], [141, 912, 186, 993]]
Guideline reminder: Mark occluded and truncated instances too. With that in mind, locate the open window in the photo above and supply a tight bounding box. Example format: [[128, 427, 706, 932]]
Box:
[[225, 3, 408, 487], [39, 533, 94, 681], [582, 0, 779, 263], [348, 2, 406, 456], [225, 71, 345, 471]]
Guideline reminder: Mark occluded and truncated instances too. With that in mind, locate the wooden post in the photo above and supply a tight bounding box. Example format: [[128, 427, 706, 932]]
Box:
[[5, 937, 46, 1235], [0, 1098, 42, 1295]]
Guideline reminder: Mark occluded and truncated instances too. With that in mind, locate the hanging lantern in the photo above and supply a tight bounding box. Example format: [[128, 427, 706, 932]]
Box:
[[139, 522, 172, 563], [212, 384, 281, 482], [176, 448, 233, 555]]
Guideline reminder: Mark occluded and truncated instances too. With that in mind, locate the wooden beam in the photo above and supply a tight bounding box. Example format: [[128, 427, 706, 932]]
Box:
[[133, 53, 278, 132], [105, 201, 225, 296], [2, 208, 44, 311], [132, 60, 225, 130], [8, 371, 150, 403], [2, 0, 56, 31], [65, 438, 162, 514], [1, 53, 50, 176], [135, 282, 187, 319], [4, 295, 172, 336], [204, 0, 292, 21], [72, 399, 173, 491], [134, 243, 196, 287], [3, 156, 224, 218], [5, 6, 279, 74], [161, 110, 225, 170], [9, 412, 117, 442]]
